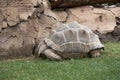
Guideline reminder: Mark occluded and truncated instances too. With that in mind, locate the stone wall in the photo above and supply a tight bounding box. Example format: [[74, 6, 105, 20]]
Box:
[[0, 0, 119, 60]]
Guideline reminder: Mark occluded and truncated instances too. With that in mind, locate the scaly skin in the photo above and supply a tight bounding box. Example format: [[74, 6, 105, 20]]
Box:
[[44, 49, 62, 60], [89, 49, 101, 58]]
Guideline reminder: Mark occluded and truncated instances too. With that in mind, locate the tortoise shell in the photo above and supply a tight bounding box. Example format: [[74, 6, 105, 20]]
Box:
[[44, 21, 104, 53]]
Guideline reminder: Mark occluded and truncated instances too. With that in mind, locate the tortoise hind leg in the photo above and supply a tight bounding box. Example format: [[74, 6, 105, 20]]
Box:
[[89, 49, 101, 58], [44, 49, 62, 60]]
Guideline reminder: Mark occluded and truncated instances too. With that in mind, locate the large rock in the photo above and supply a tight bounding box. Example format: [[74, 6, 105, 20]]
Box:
[[67, 6, 118, 34], [49, 0, 120, 9], [0, 0, 44, 60], [43, 5, 120, 34], [0, 0, 42, 31]]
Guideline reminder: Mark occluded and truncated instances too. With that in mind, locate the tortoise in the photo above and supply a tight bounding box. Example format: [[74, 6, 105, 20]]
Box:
[[36, 21, 104, 60]]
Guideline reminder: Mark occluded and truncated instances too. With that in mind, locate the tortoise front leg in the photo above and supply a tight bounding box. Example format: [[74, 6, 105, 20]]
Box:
[[89, 49, 101, 58], [44, 49, 62, 60], [38, 41, 48, 56]]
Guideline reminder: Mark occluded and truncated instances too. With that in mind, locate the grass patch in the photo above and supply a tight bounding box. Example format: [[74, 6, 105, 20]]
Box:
[[0, 42, 120, 80]]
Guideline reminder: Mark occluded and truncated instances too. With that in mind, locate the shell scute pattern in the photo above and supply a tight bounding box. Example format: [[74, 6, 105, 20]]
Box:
[[51, 32, 65, 45], [64, 29, 77, 42]]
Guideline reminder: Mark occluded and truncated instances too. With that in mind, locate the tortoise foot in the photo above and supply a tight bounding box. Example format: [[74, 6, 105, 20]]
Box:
[[89, 50, 100, 58]]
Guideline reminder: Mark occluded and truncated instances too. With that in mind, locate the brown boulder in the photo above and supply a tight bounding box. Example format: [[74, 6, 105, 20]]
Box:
[[0, 0, 43, 60], [66, 6, 118, 34]]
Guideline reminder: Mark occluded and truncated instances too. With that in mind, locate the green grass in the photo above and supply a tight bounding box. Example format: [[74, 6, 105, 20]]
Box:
[[0, 42, 120, 80]]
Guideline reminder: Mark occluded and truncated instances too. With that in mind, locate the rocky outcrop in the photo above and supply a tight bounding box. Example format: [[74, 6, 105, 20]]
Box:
[[0, 0, 44, 60], [0, 0, 119, 60], [93, 17, 120, 42], [49, 0, 120, 9]]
